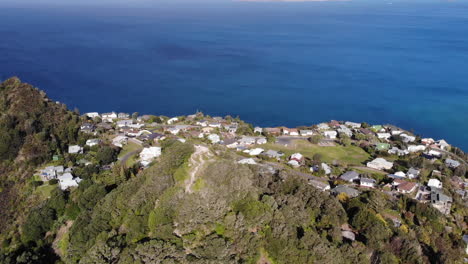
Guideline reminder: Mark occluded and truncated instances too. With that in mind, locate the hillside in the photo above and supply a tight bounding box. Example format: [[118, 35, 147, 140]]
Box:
[[0, 78, 467, 264]]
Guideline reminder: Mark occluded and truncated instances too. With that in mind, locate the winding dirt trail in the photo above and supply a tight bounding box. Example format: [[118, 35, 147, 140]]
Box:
[[185, 145, 212, 193]]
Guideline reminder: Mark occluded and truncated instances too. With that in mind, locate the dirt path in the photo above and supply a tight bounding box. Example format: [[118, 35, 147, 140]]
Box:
[[52, 220, 73, 257], [185, 145, 212, 193]]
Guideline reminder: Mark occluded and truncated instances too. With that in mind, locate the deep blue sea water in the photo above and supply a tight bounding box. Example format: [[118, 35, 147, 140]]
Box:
[[1, 1, 467, 150]]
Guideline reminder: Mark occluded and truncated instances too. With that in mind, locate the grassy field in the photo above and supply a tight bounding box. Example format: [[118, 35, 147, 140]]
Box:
[[261, 140, 370, 165]]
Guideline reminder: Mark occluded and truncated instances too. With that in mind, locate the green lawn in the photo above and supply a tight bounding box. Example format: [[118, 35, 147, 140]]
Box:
[[261, 140, 370, 165], [35, 183, 58, 199], [118, 142, 142, 159]]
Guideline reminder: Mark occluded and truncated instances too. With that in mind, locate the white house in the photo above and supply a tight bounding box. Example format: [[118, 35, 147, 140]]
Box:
[[86, 139, 100, 147], [367, 158, 393, 170], [436, 140, 450, 150], [256, 137, 267, 145], [239, 136, 256, 146], [167, 117, 179, 124], [254, 127, 263, 134], [323, 130, 337, 139], [360, 178, 376, 188], [428, 178, 442, 189], [140, 147, 162, 167], [58, 173, 80, 190], [85, 112, 100, 119], [445, 158, 461, 168], [207, 134, 221, 144], [209, 122, 222, 128], [102, 112, 118, 122], [288, 160, 301, 167], [321, 163, 331, 175], [337, 126, 353, 137], [196, 120, 208, 127], [400, 133, 416, 143], [345, 121, 361, 128], [407, 168, 420, 179], [112, 135, 128, 147], [317, 123, 330, 130], [68, 145, 83, 154], [388, 147, 409, 156], [394, 171, 406, 178], [377, 133, 391, 140], [245, 148, 264, 156], [300, 130, 313, 136], [117, 119, 133, 127], [427, 150, 442, 158], [421, 138, 435, 145], [167, 127, 180, 135], [408, 145, 426, 153]]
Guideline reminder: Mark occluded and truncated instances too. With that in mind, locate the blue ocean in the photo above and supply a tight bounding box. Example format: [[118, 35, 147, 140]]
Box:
[[1, 1, 467, 150]]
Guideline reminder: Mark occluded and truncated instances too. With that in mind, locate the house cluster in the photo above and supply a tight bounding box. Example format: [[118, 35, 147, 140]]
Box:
[[39, 166, 81, 190]]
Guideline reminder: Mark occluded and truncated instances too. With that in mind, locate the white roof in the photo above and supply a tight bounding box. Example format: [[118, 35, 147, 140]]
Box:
[[428, 178, 442, 188]]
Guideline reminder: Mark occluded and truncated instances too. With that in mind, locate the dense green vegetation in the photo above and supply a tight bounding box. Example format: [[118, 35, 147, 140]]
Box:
[[0, 78, 466, 264]]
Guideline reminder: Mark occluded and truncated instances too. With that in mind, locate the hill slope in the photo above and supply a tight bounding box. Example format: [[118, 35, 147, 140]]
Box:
[[0, 78, 466, 264]]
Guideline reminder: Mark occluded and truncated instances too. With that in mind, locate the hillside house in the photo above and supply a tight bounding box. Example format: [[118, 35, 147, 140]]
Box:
[[367, 158, 393, 170], [339, 171, 360, 183]]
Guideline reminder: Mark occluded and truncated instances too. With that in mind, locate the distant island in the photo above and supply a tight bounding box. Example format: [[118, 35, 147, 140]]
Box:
[[0, 77, 467, 264]]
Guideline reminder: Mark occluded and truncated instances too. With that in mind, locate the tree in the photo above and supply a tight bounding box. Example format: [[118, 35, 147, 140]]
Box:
[[95, 146, 117, 165], [308, 135, 321, 144], [132, 112, 139, 120]]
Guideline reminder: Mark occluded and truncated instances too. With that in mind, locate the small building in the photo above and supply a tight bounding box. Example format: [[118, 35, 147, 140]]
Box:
[[58, 173, 81, 190], [400, 133, 416, 143], [102, 112, 118, 122], [300, 130, 313, 136], [331, 185, 360, 198], [140, 147, 162, 167], [408, 145, 426, 153], [246, 148, 264, 156], [388, 147, 409, 156], [360, 178, 376, 188], [254, 127, 263, 134], [339, 171, 360, 182], [323, 130, 337, 139], [85, 112, 100, 119], [445, 158, 460, 169], [118, 113, 130, 119], [428, 178, 442, 189], [207, 134, 221, 144], [321, 163, 331, 175], [263, 150, 284, 160], [407, 168, 420, 179], [112, 135, 128, 147], [283, 128, 299, 136], [290, 153, 304, 163], [117, 119, 133, 128], [396, 181, 418, 194], [167, 117, 179, 124], [86, 139, 100, 147], [367, 158, 393, 170], [309, 179, 331, 191], [377, 133, 391, 140], [345, 121, 361, 128], [263, 127, 281, 136], [68, 145, 83, 154], [431, 190, 452, 215], [337, 126, 353, 137], [317, 123, 330, 130]]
